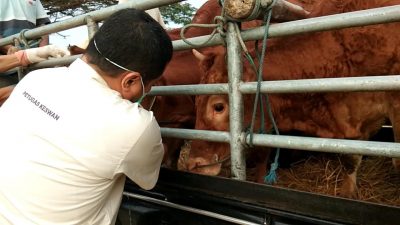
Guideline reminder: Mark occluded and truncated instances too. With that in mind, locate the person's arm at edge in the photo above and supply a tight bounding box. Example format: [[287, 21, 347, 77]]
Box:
[[0, 46, 69, 73], [0, 54, 21, 73]]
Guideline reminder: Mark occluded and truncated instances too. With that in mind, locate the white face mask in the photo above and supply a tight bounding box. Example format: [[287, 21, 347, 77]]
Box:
[[94, 38, 147, 103]]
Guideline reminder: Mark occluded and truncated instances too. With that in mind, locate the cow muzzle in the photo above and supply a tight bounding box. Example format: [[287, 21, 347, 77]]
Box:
[[177, 141, 230, 176]]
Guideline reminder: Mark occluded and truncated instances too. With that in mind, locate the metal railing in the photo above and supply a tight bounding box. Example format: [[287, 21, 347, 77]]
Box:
[[2, 1, 400, 181], [0, 0, 182, 47], [29, 4, 400, 69]]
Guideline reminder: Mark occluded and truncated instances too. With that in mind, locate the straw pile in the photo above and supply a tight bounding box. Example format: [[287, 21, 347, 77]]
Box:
[[178, 141, 399, 206], [255, 153, 400, 206]]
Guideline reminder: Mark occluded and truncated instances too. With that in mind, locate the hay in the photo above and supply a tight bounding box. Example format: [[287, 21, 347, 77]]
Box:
[[178, 141, 399, 206], [254, 154, 400, 206]]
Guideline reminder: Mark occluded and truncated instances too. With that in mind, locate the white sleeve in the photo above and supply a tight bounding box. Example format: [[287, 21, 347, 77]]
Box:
[[116, 117, 164, 190]]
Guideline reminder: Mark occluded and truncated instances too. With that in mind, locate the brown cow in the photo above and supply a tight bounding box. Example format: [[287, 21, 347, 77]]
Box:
[[142, 0, 308, 167], [179, 0, 400, 198]]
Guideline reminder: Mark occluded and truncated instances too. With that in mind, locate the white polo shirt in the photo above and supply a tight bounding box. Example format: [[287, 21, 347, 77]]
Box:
[[0, 59, 164, 225]]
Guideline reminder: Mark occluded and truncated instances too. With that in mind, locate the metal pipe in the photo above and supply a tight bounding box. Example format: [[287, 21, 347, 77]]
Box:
[[247, 134, 400, 158], [159, 128, 400, 158], [85, 16, 99, 40], [173, 5, 400, 51], [148, 75, 400, 96], [161, 128, 230, 143], [148, 83, 229, 96], [239, 75, 400, 94], [30, 55, 81, 70], [226, 23, 246, 181], [0, 0, 182, 47], [122, 192, 260, 225]]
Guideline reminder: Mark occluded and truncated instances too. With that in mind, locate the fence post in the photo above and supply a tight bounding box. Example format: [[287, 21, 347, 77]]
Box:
[[226, 22, 246, 180], [85, 16, 99, 40]]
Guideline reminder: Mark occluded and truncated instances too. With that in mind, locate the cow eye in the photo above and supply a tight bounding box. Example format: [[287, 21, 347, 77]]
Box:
[[213, 103, 225, 113]]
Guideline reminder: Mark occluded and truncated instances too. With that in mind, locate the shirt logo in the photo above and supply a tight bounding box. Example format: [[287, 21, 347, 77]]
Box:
[[22, 91, 61, 121]]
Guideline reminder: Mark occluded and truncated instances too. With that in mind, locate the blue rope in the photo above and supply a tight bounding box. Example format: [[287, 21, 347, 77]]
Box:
[[256, 6, 281, 185]]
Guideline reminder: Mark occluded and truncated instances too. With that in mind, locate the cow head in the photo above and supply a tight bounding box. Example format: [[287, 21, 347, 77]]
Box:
[[178, 47, 267, 177]]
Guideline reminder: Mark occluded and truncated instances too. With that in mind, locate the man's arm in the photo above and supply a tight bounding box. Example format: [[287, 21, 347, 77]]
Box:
[[116, 117, 164, 190], [0, 45, 69, 73]]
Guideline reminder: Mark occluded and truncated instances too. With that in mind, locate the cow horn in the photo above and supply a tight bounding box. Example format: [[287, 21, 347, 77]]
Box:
[[192, 49, 206, 61], [272, 0, 310, 21]]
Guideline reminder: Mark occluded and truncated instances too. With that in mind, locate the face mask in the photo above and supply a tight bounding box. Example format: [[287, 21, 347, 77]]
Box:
[[94, 38, 147, 104]]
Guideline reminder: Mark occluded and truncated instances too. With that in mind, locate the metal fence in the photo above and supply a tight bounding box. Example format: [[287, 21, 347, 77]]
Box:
[[2, 1, 400, 181]]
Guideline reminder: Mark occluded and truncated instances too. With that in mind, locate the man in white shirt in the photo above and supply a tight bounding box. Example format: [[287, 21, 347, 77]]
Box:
[[0, 8, 172, 225]]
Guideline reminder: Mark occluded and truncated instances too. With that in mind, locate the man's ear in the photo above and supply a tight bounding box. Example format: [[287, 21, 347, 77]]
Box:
[[121, 71, 141, 91]]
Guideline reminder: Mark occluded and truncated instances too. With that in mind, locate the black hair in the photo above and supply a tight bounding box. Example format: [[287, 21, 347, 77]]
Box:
[[85, 8, 173, 82]]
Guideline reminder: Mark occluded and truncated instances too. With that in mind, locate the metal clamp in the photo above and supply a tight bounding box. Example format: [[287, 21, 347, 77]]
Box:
[[223, 0, 275, 22]]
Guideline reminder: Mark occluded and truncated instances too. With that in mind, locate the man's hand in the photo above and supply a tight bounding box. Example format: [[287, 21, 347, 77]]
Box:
[[14, 45, 70, 67]]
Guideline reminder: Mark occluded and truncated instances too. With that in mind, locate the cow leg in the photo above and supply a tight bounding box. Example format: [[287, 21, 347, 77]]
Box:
[[340, 154, 362, 198]]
